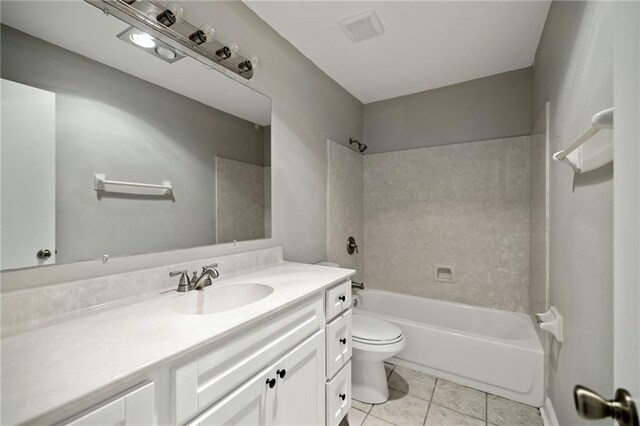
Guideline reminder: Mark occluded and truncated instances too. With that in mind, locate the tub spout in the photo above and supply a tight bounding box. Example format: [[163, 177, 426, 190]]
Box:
[[352, 281, 364, 290]]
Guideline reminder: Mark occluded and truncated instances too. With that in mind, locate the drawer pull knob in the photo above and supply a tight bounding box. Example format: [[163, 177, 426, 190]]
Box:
[[340, 338, 347, 345], [277, 369, 287, 379], [338, 295, 346, 302], [266, 378, 276, 388], [339, 393, 346, 401]]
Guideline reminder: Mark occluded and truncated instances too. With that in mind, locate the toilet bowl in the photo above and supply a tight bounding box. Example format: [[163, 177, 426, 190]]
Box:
[[351, 313, 405, 404]]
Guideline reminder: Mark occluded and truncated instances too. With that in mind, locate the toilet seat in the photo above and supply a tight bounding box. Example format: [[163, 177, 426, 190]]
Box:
[[352, 314, 404, 345]]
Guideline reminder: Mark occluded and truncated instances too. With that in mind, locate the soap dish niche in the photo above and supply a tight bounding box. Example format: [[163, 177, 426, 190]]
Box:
[[434, 265, 455, 283]]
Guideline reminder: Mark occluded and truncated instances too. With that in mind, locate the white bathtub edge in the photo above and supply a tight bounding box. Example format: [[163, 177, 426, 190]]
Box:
[[540, 396, 559, 426]]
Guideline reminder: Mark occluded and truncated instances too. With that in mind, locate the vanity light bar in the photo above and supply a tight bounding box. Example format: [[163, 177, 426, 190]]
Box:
[[85, 0, 255, 80]]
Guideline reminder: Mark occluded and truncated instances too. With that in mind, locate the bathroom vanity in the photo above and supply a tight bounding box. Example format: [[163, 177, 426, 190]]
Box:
[[0, 254, 354, 426]]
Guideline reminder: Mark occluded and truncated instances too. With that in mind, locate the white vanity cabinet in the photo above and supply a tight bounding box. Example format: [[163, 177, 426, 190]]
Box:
[[191, 330, 325, 426]]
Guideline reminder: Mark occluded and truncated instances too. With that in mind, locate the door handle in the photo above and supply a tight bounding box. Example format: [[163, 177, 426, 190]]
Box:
[[574, 385, 639, 426]]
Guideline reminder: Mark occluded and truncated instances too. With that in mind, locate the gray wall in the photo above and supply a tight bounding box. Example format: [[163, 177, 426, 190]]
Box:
[[362, 136, 531, 312], [1, 25, 267, 263], [1, 1, 363, 290], [532, 2, 613, 424], [363, 67, 532, 154]]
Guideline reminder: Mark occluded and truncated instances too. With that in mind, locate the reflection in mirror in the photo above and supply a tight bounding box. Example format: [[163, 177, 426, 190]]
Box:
[[0, 1, 271, 271]]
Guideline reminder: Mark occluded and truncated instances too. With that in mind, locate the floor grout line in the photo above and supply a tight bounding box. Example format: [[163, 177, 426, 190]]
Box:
[[421, 378, 438, 426], [485, 390, 489, 425]]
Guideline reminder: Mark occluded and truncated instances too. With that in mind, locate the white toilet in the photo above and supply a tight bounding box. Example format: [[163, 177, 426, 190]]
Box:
[[351, 313, 405, 404], [314, 261, 405, 404]]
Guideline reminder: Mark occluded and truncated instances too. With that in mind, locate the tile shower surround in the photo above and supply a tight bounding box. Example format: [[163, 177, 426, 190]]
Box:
[[363, 136, 531, 312], [327, 140, 364, 281], [0, 247, 283, 337]]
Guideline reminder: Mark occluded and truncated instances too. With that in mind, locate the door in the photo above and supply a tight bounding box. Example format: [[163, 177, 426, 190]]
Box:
[[1, 79, 56, 269], [573, 3, 640, 425], [272, 330, 325, 426]]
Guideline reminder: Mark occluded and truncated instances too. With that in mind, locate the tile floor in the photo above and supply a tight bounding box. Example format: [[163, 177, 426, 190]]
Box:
[[341, 363, 543, 426]]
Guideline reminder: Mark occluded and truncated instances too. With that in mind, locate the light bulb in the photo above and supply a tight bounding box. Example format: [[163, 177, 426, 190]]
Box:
[[200, 24, 215, 43], [229, 42, 240, 57], [250, 56, 260, 70], [130, 32, 155, 48]]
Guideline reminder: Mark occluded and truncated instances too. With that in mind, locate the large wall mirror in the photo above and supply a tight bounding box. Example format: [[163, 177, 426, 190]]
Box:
[[0, 1, 272, 271]]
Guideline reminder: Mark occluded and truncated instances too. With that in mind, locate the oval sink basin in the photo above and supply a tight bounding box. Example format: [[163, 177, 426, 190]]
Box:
[[173, 283, 274, 315]]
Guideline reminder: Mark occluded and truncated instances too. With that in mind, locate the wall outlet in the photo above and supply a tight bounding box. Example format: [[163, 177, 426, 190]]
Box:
[[434, 265, 456, 283]]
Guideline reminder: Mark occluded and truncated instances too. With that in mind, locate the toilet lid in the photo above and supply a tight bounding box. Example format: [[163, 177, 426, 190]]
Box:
[[352, 314, 403, 344]]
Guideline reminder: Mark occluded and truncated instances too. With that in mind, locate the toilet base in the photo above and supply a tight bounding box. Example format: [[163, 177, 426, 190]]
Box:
[[352, 358, 390, 404]]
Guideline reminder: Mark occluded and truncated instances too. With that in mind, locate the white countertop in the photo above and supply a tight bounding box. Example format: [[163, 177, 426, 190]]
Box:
[[1, 262, 355, 425]]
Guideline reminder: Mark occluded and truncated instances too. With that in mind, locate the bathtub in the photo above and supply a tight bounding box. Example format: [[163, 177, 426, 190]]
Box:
[[353, 289, 544, 407]]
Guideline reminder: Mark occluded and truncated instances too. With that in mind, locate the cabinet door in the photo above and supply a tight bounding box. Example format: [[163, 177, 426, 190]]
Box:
[[273, 330, 325, 426], [191, 367, 274, 426]]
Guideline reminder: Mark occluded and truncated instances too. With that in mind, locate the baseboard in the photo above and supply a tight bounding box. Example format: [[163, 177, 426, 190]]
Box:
[[540, 396, 559, 426]]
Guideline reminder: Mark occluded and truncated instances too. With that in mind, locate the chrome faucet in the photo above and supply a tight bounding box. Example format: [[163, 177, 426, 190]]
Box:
[[352, 281, 365, 290], [193, 264, 220, 290], [170, 263, 220, 292]]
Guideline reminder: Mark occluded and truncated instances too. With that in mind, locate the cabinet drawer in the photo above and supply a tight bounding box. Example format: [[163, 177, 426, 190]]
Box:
[[326, 309, 352, 379], [326, 361, 351, 426], [174, 297, 323, 425], [325, 281, 351, 321], [62, 382, 154, 426]]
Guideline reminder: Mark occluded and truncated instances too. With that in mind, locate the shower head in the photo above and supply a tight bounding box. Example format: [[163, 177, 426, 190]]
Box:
[[349, 138, 368, 153]]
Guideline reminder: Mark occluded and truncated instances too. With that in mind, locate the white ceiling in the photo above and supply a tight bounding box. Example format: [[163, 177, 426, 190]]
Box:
[[1, 1, 271, 125], [245, 1, 550, 104]]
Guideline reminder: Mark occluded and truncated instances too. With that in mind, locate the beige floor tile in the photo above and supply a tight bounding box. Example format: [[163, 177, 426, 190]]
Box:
[[388, 365, 437, 401], [369, 389, 429, 426], [432, 380, 486, 420], [339, 408, 368, 426], [487, 395, 542, 426], [384, 362, 395, 378], [425, 404, 486, 426], [352, 398, 373, 413], [363, 414, 396, 426]]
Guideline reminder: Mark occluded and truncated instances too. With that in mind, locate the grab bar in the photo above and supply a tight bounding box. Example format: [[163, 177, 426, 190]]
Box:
[[94, 173, 173, 195]]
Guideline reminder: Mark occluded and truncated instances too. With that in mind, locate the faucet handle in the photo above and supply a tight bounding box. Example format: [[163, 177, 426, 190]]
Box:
[[203, 263, 218, 269], [169, 269, 188, 279], [169, 270, 193, 292]]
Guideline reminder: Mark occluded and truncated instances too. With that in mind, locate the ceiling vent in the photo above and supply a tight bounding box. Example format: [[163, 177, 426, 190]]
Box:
[[340, 10, 385, 43]]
